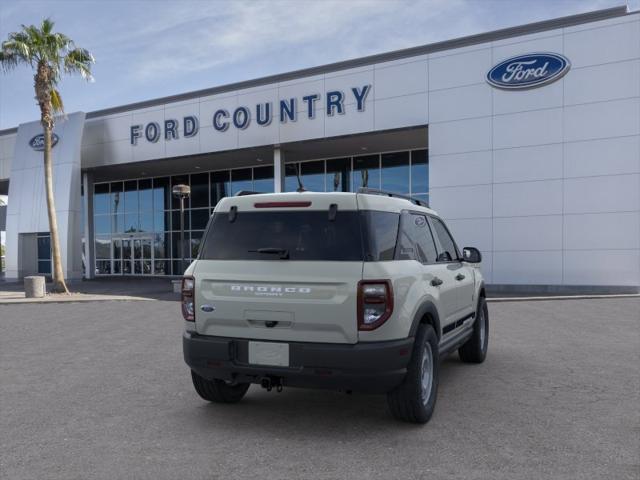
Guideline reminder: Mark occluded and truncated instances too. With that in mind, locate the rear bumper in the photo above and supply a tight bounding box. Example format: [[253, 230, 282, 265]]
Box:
[[183, 331, 414, 393]]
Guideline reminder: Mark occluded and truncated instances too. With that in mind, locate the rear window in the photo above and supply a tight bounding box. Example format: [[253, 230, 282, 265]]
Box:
[[199, 209, 403, 262], [200, 211, 364, 261]]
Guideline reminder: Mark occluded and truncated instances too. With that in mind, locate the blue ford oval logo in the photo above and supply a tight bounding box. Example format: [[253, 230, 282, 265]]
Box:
[[487, 53, 570, 90], [200, 304, 215, 312], [29, 133, 59, 151]]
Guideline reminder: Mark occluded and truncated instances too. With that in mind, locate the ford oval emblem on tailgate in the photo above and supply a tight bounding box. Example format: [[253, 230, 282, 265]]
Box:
[[200, 305, 215, 312]]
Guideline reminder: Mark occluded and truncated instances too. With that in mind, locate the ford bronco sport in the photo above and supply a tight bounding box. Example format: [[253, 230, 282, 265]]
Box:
[[182, 189, 488, 423]]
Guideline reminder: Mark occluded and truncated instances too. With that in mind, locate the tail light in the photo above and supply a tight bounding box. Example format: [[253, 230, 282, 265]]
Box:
[[357, 280, 393, 331], [181, 276, 195, 321]]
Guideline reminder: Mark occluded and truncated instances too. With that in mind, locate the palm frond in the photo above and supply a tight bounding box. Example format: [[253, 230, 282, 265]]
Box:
[[0, 50, 19, 70], [41, 18, 55, 35], [64, 47, 94, 81], [2, 18, 95, 116], [50, 88, 64, 114]]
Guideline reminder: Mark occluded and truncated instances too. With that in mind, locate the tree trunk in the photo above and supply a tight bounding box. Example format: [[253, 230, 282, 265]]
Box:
[[35, 63, 69, 294], [43, 123, 69, 293]]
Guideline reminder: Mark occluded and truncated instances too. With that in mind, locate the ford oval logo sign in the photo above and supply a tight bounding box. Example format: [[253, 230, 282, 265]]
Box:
[[29, 133, 59, 151], [487, 53, 570, 90]]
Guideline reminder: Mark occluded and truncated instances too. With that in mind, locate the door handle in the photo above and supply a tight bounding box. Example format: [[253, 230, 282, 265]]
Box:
[[431, 277, 443, 287], [455, 274, 466, 281]]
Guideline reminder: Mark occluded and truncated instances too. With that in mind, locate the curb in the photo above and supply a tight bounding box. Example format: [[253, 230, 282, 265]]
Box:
[[487, 293, 640, 303], [0, 295, 156, 305]]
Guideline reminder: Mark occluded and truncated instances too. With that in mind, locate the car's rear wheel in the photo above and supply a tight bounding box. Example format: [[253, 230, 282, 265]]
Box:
[[387, 324, 439, 424], [191, 370, 250, 403], [459, 296, 489, 363]]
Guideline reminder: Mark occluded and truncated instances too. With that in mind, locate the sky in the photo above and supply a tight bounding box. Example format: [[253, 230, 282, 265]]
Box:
[[0, 0, 637, 130]]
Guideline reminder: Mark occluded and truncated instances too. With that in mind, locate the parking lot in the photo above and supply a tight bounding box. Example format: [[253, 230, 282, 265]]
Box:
[[1, 297, 638, 479]]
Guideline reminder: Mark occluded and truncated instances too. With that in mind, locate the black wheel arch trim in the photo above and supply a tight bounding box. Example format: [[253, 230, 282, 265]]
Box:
[[409, 301, 442, 340]]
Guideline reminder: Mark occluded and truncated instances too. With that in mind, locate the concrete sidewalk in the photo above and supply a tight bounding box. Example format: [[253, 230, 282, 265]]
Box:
[[0, 277, 179, 303]]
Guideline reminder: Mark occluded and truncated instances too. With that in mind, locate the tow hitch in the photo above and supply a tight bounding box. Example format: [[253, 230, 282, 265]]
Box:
[[260, 376, 284, 392]]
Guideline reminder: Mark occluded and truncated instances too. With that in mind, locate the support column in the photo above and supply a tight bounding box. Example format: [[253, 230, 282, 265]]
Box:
[[273, 146, 285, 193], [82, 171, 95, 279]]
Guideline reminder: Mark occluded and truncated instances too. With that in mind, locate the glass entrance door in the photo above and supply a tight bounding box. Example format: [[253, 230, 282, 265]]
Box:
[[133, 238, 153, 274], [114, 237, 153, 275]]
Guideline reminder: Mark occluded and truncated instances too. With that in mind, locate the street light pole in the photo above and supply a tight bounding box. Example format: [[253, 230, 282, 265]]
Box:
[[172, 184, 191, 275]]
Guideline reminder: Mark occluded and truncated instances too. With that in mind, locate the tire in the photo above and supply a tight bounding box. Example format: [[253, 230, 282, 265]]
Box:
[[459, 296, 489, 364], [387, 324, 439, 424], [191, 370, 250, 403]]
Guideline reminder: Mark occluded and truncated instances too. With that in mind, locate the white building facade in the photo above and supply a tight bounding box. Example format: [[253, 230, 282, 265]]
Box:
[[0, 6, 638, 292]]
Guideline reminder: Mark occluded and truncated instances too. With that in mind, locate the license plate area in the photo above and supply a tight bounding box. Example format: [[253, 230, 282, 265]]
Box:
[[248, 341, 290, 367]]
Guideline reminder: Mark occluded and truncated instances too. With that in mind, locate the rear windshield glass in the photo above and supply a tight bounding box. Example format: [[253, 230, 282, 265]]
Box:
[[200, 211, 364, 261]]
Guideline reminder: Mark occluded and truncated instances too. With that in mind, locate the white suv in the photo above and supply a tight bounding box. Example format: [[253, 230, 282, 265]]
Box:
[[182, 189, 488, 423]]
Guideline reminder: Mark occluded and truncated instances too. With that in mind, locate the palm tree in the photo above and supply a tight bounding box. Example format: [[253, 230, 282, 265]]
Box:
[[0, 19, 94, 293]]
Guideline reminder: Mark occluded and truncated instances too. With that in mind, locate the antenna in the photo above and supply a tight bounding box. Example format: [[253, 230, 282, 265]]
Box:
[[294, 163, 306, 192]]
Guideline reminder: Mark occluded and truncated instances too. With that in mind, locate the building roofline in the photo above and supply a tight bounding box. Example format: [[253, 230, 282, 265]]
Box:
[[0, 5, 632, 136]]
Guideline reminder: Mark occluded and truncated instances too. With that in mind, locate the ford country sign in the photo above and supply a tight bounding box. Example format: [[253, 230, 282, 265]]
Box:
[[29, 133, 59, 151], [487, 53, 570, 90]]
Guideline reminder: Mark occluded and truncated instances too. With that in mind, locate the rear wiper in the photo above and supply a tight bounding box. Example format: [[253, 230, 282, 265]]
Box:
[[248, 247, 290, 259]]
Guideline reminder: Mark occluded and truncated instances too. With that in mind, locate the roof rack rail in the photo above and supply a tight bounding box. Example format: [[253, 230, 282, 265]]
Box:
[[357, 188, 429, 208], [234, 190, 264, 196]]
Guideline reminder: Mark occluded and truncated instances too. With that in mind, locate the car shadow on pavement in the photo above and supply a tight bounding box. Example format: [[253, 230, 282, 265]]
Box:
[[179, 355, 480, 434]]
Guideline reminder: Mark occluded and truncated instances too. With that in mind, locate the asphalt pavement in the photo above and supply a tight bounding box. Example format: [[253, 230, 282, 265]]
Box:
[[1, 297, 638, 479]]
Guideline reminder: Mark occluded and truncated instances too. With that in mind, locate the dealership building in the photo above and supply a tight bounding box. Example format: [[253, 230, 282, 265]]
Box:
[[0, 6, 638, 292]]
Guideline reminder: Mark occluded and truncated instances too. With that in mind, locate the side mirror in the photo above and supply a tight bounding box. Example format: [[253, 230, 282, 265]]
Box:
[[462, 247, 482, 263]]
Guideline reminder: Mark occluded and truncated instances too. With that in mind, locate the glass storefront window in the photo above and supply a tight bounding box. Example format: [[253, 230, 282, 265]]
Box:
[[94, 184, 110, 215], [253, 166, 274, 193], [190, 208, 210, 230], [95, 236, 111, 259], [190, 173, 209, 208], [171, 210, 190, 232], [111, 182, 123, 221], [171, 175, 190, 209], [139, 212, 153, 232], [153, 177, 170, 211], [111, 210, 124, 234], [301, 161, 325, 192], [138, 178, 153, 212], [353, 154, 380, 191], [154, 260, 169, 275], [171, 232, 187, 259], [231, 168, 252, 195], [94, 215, 111, 235], [113, 238, 122, 261], [124, 180, 138, 213], [211, 171, 230, 207], [153, 211, 169, 232], [172, 260, 186, 276], [190, 231, 203, 257], [154, 233, 168, 258], [411, 149, 428, 195], [96, 260, 111, 275], [91, 148, 428, 275], [381, 151, 410, 194], [285, 163, 301, 192], [326, 158, 350, 192], [412, 193, 429, 205], [124, 212, 139, 233]]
